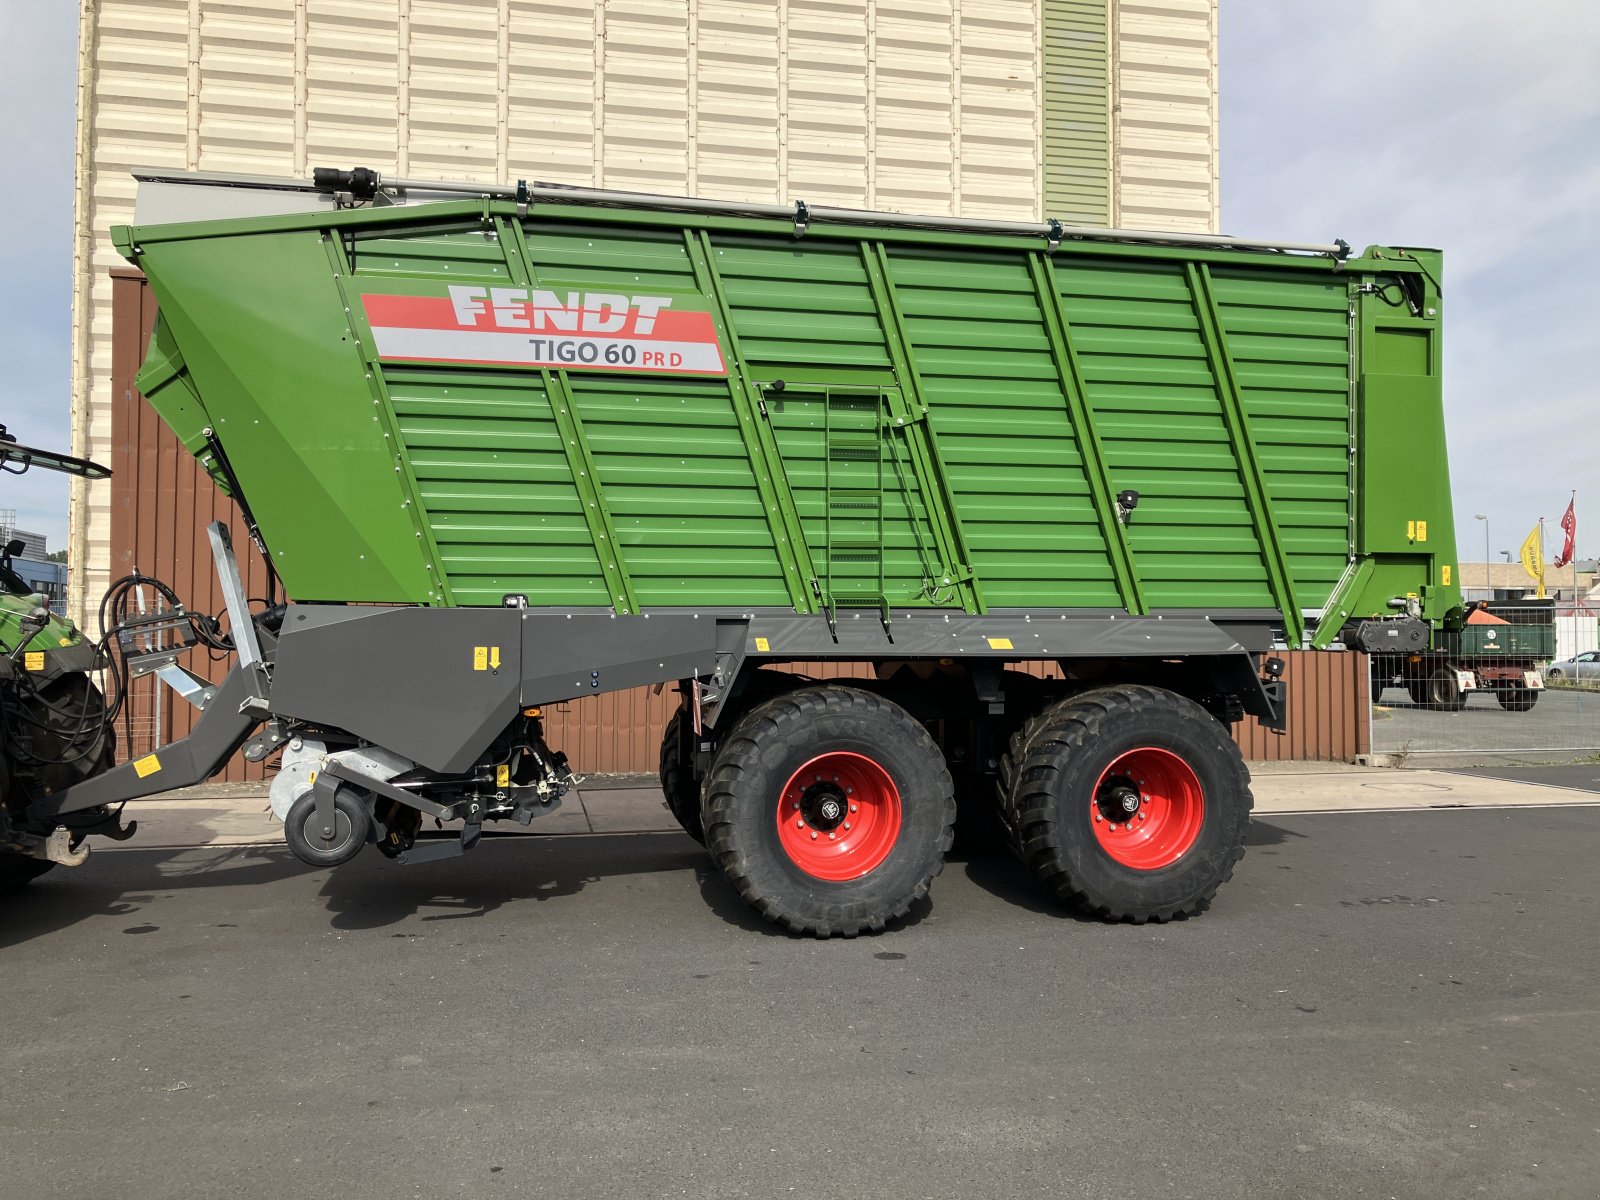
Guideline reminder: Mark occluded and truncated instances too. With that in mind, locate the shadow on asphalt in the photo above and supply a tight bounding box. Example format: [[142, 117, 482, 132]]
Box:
[[1245, 818, 1310, 847]]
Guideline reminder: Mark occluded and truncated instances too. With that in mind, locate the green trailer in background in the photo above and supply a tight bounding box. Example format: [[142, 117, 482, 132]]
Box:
[[32, 167, 1461, 934]]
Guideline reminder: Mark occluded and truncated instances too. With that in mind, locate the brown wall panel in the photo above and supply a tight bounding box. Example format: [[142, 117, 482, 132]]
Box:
[[110, 274, 1366, 784], [543, 651, 1369, 775], [110, 271, 272, 781]]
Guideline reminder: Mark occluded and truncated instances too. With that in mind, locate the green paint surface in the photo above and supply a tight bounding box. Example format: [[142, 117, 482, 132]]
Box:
[[118, 200, 1460, 637]]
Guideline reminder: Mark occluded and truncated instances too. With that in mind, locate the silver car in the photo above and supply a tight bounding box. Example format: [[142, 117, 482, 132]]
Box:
[[1546, 651, 1600, 681]]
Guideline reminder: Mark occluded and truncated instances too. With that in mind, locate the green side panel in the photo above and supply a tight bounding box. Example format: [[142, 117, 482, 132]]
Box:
[[1057, 259, 1277, 610], [711, 238, 895, 378], [761, 385, 950, 610], [1041, 0, 1112, 225], [1206, 267, 1354, 609], [383, 367, 612, 607], [134, 230, 438, 602], [565, 374, 792, 607], [888, 246, 1122, 608], [121, 194, 1451, 632]]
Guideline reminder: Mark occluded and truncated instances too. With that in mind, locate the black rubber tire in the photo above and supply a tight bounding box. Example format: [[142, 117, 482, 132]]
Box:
[[999, 685, 1252, 923], [1547, 669, 1563, 680], [284, 788, 371, 868], [1425, 665, 1467, 711], [0, 852, 53, 892], [1494, 687, 1539, 712], [1405, 680, 1427, 707], [701, 685, 955, 937], [659, 707, 705, 844]]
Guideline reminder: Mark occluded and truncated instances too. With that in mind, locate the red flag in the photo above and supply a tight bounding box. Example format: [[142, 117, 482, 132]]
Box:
[[1554, 498, 1576, 568]]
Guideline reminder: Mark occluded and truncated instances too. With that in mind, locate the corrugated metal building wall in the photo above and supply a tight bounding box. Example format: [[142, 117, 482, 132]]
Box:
[[71, 0, 1219, 631]]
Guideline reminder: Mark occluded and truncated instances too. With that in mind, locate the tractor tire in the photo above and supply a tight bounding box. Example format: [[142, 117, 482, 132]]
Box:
[[0, 852, 53, 892], [659, 707, 704, 845], [701, 685, 955, 937], [1494, 687, 1539, 712], [1000, 685, 1252, 923], [284, 787, 371, 868]]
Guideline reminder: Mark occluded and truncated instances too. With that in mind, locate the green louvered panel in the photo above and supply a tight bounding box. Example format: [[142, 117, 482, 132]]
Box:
[[387, 369, 612, 607], [1207, 268, 1354, 604], [1042, 0, 1112, 226]]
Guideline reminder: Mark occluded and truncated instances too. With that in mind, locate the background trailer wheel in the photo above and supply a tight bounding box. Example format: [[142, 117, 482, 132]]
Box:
[[701, 685, 955, 937], [1001, 685, 1252, 923], [1494, 686, 1539, 712]]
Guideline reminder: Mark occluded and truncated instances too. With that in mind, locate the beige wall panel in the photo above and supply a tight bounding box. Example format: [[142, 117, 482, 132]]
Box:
[[405, 0, 501, 177], [1113, 0, 1217, 232], [693, 1, 780, 200], [196, 2, 297, 174], [873, 1, 956, 213], [304, 2, 403, 166], [956, 1, 1039, 219], [507, 0, 601, 185], [598, 0, 690, 191], [783, 1, 869, 205]]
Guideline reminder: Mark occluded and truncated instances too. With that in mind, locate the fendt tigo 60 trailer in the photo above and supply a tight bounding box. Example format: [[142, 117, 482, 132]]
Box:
[[33, 167, 1460, 934]]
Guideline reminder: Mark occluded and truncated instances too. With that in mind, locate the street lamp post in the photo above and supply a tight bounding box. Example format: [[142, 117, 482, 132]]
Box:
[[1474, 514, 1490, 601]]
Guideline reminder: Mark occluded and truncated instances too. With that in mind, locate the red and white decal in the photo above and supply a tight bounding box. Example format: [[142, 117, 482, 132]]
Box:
[[361, 287, 727, 375]]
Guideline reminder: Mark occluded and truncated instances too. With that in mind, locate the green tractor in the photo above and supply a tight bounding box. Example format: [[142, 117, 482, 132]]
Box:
[[0, 427, 124, 892]]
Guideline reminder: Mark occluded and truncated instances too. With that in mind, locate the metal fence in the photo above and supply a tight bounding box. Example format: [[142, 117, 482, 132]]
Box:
[[1370, 600, 1600, 762]]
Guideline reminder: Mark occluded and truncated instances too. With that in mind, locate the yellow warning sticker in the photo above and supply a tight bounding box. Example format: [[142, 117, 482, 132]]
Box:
[[489, 646, 501, 671], [495, 764, 510, 787], [58, 637, 71, 647], [1406, 520, 1416, 540], [986, 637, 1014, 651], [1416, 520, 1428, 542], [754, 637, 770, 652], [1441, 564, 1452, 586], [473, 645, 488, 671], [133, 754, 162, 779], [23, 651, 44, 671]]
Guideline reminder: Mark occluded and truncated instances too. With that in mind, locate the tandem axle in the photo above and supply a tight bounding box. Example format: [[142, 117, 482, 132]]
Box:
[[25, 521, 1290, 934]]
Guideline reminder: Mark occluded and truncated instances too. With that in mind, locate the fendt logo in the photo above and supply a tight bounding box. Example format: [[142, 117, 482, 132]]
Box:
[[360, 286, 728, 375], [447, 287, 673, 335]]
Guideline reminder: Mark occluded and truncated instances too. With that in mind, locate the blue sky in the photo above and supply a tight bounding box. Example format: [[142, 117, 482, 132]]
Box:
[[1, 2, 1596, 566]]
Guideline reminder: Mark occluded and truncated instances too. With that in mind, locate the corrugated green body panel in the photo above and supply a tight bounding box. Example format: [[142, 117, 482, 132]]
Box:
[[120, 196, 1458, 639], [1041, 0, 1112, 225]]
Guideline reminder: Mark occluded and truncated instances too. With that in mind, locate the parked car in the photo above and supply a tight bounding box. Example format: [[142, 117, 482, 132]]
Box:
[[1546, 651, 1600, 681]]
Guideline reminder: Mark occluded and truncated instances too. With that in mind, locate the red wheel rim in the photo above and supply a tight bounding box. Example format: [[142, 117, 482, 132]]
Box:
[[775, 752, 902, 881], [1090, 747, 1204, 870]]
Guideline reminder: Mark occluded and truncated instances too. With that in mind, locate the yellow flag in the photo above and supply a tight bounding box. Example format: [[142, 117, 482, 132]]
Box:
[[1519, 524, 1546, 598]]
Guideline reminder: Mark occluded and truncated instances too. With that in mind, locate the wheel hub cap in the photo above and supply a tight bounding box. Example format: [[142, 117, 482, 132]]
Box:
[[776, 751, 902, 882], [1090, 747, 1205, 870]]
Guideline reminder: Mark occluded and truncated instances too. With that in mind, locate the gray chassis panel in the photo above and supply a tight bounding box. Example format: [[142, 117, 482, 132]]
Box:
[[270, 606, 721, 773], [52, 603, 1280, 814], [42, 664, 265, 818]]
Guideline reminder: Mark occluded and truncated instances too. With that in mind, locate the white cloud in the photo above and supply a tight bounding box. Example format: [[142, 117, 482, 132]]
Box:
[[1222, 0, 1600, 564]]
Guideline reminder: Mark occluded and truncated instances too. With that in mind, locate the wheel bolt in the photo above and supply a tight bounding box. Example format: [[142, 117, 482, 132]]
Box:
[[810, 831, 818, 840], [849, 802, 858, 812], [1139, 813, 1146, 821], [1094, 812, 1102, 822], [843, 822, 851, 831], [828, 832, 837, 840], [796, 819, 805, 828]]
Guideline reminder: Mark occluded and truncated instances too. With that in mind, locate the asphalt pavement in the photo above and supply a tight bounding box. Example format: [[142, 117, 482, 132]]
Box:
[[4, 804, 1598, 1199], [1373, 685, 1600, 763]]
